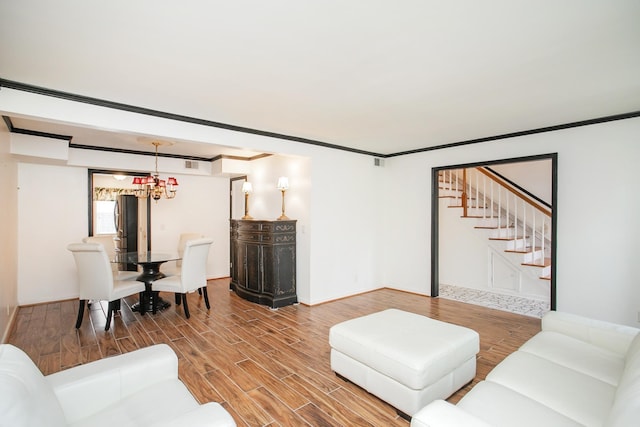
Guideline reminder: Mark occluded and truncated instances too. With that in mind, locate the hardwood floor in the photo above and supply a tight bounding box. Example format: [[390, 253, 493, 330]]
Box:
[[6, 278, 541, 426]]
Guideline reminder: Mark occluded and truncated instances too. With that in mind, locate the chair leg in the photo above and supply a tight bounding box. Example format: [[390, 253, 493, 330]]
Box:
[[175, 293, 181, 305], [105, 300, 117, 331], [139, 291, 146, 316], [181, 293, 190, 319], [202, 287, 210, 310], [75, 299, 87, 328], [152, 291, 159, 314]]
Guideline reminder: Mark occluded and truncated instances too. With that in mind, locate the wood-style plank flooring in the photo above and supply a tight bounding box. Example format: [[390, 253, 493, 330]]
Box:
[[6, 278, 541, 426]]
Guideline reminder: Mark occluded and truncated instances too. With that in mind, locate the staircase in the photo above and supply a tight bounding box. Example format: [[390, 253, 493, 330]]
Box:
[[439, 168, 552, 287]]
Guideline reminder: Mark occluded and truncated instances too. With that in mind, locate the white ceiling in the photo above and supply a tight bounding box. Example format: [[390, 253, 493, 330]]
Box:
[[1, 1, 639, 158]]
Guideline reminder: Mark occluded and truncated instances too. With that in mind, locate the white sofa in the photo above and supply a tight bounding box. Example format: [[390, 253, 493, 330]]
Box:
[[0, 343, 236, 427], [411, 311, 640, 427]]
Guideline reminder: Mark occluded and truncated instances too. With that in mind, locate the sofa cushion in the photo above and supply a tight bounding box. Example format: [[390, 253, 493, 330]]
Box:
[[68, 379, 200, 427], [541, 311, 639, 356], [486, 351, 616, 426], [457, 380, 583, 427], [605, 333, 640, 427], [0, 345, 67, 427], [519, 331, 625, 386]]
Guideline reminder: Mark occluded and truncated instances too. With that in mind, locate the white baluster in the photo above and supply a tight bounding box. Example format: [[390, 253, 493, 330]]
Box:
[[541, 215, 547, 261], [483, 173, 487, 219], [532, 208, 536, 256], [455, 170, 459, 205], [513, 194, 517, 243], [475, 170, 479, 214], [497, 185, 502, 229], [522, 200, 526, 250]]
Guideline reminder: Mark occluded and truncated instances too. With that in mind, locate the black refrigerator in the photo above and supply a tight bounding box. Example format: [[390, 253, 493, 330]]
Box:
[[114, 194, 138, 271]]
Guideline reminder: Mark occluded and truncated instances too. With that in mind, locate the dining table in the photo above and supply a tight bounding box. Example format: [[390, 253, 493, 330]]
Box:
[[113, 251, 181, 313]]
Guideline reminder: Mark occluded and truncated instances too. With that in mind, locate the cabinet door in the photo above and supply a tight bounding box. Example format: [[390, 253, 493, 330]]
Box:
[[245, 243, 262, 292], [263, 244, 296, 297], [262, 245, 275, 296], [231, 238, 243, 285], [235, 239, 247, 288]]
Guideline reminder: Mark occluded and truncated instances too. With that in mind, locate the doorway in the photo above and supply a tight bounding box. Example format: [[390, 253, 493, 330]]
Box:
[[229, 176, 248, 220], [431, 153, 557, 312], [88, 169, 151, 252]]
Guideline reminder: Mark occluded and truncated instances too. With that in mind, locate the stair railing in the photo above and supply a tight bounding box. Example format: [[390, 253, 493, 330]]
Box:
[[443, 167, 552, 269]]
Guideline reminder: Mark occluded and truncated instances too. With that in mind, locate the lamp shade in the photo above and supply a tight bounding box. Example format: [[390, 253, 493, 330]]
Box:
[[277, 176, 289, 190], [167, 177, 178, 186], [242, 182, 253, 194], [132, 177, 143, 185]]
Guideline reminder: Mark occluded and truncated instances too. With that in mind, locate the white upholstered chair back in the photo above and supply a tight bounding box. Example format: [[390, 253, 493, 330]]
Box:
[[179, 238, 213, 293], [176, 233, 204, 268], [82, 235, 117, 258], [67, 243, 115, 301], [82, 236, 118, 274]]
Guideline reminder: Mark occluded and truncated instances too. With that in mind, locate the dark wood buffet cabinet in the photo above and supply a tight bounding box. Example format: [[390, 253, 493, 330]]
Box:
[[229, 219, 297, 308]]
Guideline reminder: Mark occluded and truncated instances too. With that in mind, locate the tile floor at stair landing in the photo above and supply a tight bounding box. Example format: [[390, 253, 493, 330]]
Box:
[[439, 284, 550, 318]]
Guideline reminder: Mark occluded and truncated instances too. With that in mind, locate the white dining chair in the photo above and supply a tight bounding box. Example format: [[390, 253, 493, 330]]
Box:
[[82, 235, 139, 281], [151, 238, 213, 318], [162, 232, 204, 277], [68, 242, 146, 330]]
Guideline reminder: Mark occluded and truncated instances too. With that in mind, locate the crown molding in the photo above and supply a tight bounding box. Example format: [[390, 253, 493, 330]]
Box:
[[3, 78, 639, 159]]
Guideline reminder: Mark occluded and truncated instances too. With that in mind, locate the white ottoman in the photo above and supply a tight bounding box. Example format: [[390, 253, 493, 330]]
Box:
[[329, 309, 479, 418]]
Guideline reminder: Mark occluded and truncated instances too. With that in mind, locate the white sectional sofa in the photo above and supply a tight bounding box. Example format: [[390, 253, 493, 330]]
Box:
[[411, 311, 640, 427], [0, 343, 236, 427]]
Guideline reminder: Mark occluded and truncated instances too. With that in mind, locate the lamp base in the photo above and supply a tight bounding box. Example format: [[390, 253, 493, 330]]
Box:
[[277, 214, 290, 220], [242, 214, 254, 220]]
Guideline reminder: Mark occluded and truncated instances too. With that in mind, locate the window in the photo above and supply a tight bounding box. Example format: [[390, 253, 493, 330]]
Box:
[[95, 200, 116, 235]]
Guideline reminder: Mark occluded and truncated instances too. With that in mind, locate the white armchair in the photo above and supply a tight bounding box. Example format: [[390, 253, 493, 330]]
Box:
[[0, 343, 236, 427]]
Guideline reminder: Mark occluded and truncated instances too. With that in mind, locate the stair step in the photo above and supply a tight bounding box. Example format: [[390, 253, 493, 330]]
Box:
[[490, 229, 527, 240], [503, 238, 533, 251], [522, 257, 551, 268], [504, 248, 535, 253]]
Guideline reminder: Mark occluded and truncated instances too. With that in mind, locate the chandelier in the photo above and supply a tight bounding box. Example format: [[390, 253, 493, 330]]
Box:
[[132, 141, 178, 201]]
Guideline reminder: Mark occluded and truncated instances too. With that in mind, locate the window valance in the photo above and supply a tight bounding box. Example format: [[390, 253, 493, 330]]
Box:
[[93, 187, 136, 201]]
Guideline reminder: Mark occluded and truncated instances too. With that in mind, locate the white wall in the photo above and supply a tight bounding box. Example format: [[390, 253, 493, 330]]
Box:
[[17, 163, 87, 304], [307, 150, 386, 303], [0, 124, 18, 341], [384, 117, 640, 326]]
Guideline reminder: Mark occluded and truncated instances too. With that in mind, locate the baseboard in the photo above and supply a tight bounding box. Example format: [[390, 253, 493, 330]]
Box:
[[1, 306, 18, 344]]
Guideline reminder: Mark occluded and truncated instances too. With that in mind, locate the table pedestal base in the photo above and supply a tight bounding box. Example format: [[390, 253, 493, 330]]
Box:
[[131, 295, 171, 313], [133, 262, 172, 313]]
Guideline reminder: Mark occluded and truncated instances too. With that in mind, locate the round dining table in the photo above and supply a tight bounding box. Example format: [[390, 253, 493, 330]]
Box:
[[113, 251, 181, 313]]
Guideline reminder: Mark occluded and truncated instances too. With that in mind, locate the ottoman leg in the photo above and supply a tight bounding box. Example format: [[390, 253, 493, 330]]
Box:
[[335, 372, 352, 384], [396, 410, 411, 421]]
